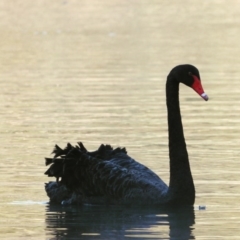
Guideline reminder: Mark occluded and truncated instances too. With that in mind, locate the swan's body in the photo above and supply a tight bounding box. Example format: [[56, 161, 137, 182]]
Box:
[[45, 64, 208, 206]]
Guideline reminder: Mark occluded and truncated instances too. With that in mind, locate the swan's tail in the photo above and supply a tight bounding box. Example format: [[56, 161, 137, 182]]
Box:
[[46, 142, 127, 162], [44, 142, 128, 203]]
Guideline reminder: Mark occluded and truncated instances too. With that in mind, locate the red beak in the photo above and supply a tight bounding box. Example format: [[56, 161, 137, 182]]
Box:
[[191, 75, 209, 101]]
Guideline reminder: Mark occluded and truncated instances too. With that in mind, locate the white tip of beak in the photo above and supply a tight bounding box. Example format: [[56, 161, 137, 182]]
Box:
[[201, 92, 209, 101]]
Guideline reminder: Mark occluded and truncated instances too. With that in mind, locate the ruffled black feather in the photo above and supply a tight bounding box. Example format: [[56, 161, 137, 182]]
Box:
[[45, 142, 129, 190]]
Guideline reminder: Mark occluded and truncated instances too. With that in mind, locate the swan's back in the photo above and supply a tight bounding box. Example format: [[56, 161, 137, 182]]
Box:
[[45, 143, 168, 205]]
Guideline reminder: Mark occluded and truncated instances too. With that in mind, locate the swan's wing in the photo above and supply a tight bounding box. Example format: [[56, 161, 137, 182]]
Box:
[[45, 143, 168, 204], [80, 142, 162, 182]]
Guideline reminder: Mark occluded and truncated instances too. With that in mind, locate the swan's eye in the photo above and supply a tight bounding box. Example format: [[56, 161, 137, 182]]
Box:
[[188, 72, 192, 76]]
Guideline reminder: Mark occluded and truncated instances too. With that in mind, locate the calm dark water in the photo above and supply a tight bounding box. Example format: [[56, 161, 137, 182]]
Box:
[[1, 0, 240, 239], [46, 205, 195, 240]]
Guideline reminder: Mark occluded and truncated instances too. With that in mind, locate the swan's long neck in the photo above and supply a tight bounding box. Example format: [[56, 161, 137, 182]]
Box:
[[166, 77, 195, 205]]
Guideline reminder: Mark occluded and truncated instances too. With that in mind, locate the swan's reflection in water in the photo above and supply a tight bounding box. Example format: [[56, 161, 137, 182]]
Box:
[[45, 204, 195, 239]]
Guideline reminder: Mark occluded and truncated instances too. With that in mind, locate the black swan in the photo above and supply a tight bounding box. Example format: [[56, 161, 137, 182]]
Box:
[[44, 64, 208, 206]]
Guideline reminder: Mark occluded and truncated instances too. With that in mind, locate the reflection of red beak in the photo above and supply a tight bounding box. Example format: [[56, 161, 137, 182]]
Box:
[[191, 75, 209, 101]]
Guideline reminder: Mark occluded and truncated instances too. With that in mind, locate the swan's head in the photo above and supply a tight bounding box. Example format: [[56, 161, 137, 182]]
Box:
[[170, 64, 209, 101]]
